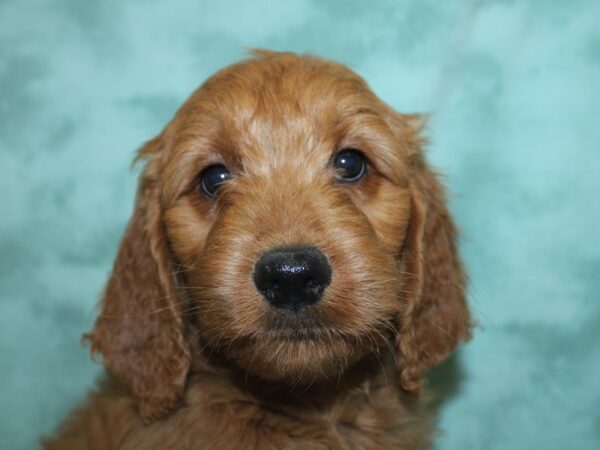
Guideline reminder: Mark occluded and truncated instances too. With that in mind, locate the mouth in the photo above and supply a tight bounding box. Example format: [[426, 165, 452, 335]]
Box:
[[263, 309, 334, 341], [263, 326, 334, 342], [219, 310, 390, 384]]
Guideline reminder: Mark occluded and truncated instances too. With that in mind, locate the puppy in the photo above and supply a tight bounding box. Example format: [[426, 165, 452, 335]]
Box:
[[44, 50, 471, 449]]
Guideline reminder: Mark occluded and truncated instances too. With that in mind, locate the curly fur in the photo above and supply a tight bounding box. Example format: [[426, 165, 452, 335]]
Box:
[[43, 50, 471, 450]]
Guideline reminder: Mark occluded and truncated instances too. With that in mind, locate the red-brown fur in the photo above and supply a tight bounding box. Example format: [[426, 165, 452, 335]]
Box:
[[44, 50, 471, 449]]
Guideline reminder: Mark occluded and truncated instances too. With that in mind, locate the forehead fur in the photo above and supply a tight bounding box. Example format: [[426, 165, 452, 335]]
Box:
[[184, 50, 378, 121]]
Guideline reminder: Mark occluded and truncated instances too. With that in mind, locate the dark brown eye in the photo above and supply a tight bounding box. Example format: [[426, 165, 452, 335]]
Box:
[[199, 164, 231, 198], [333, 149, 367, 182]]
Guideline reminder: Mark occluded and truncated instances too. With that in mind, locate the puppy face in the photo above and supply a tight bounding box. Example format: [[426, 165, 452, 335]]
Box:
[[161, 57, 411, 383], [88, 51, 471, 421]]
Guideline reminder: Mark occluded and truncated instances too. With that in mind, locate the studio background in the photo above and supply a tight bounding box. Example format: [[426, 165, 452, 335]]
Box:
[[1, 1, 599, 449]]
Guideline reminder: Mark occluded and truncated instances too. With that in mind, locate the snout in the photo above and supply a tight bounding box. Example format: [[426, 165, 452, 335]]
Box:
[[253, 246, 331, 311]]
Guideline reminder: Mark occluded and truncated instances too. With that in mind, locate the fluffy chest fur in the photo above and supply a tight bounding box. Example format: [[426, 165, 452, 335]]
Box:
[[47, 371, 431, 450]]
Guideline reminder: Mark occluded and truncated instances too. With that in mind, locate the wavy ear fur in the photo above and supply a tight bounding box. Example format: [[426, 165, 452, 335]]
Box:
[[392, 115, 472, 393], [86, 135, 190, 422]]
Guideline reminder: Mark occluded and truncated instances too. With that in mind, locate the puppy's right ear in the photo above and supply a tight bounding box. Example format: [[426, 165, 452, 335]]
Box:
[[86, 135, 190, 422]]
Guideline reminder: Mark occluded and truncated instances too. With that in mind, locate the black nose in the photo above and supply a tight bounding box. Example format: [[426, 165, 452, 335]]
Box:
[[253, 246, 331, 311]]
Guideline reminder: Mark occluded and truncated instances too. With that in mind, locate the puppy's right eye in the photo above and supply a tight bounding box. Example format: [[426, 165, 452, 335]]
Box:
[[199, 164, 231, 198]]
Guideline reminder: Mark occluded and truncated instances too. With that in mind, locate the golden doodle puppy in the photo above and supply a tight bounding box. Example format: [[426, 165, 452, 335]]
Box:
[[45, 50, 471, 449]]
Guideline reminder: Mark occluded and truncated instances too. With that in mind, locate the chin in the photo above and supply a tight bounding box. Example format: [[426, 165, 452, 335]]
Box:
[[219, 326, 387, 385]]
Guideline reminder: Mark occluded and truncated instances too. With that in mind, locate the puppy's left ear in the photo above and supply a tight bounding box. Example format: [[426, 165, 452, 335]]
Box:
[[388, 113, 472, 393]]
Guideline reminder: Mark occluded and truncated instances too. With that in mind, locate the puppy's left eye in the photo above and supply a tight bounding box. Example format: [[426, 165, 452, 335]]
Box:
[[333, 149, 367, 182], [199, 164, 231, 198]]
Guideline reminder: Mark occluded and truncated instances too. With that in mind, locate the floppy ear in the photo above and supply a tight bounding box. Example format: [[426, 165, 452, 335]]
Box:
[[86, 135, 190, 422], [392, 115, 472, 393]]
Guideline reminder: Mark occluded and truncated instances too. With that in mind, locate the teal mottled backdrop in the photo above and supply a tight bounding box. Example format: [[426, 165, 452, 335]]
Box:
[[1, 1, 599, 449]]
